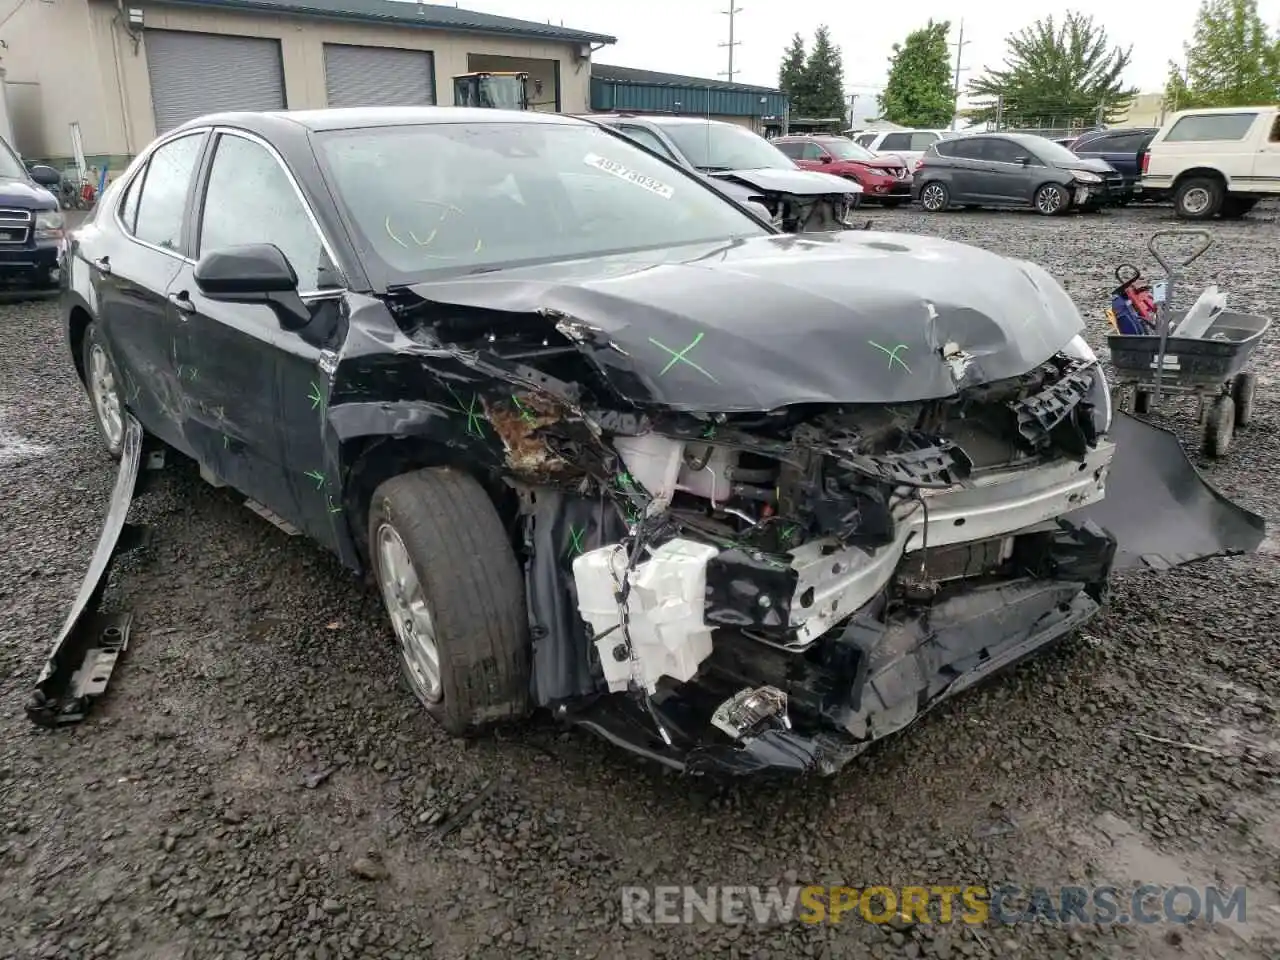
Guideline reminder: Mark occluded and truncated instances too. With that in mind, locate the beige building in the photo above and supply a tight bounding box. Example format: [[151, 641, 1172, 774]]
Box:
[[1113, 93, 1168, 128], [0, 0, 615, 170]]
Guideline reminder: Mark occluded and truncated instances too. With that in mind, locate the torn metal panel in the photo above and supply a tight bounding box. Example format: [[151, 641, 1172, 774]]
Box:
[[567, 517, 1113, 777], [28, 414, 148, 727], [403, 231, 1088, 412], [1069, 412, 1266, 570]]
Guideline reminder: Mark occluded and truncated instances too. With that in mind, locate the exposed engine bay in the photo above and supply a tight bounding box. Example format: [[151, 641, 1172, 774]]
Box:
[[340, 228, 1262, 777]]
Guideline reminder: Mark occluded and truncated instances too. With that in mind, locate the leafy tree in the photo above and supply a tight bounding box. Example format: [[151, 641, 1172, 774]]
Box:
[[965, 12, 1136, 128], [800, 25, 847, 119], [1164, 0, 1280, 109], [778, 32, 807, 98], [878, 21, 954, 128]]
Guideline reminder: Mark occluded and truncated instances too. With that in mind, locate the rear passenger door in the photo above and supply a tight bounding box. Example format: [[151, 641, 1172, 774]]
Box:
[[94, 130, 208, 452], [977, 138, 1035, 204], [938, 138, 983, 201], [171, 129, 347, 545]]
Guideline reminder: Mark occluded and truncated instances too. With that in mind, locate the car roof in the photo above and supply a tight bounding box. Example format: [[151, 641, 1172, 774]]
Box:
[[1077, 127, 1158, 137], [174, 106, 587, 136], [587, 113, 735, 128]]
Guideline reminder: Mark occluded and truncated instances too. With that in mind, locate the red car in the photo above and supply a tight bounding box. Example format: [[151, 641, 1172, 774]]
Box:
[[773, 136, 913, 207]]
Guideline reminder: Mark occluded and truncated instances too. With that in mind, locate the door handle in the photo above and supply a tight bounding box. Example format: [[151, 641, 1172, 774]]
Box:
[[92, 256, 111, 276], [168, 291, 195, 315]]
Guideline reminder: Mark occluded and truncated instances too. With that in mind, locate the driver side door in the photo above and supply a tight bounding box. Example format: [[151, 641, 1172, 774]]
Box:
[[170, 129, 345, 542]]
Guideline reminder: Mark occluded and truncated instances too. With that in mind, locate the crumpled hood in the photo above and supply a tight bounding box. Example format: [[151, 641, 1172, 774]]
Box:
[[1051, 156, 1117, 175], [406, 231, 1086, 412], [710, 166, 863, 196], [0, 177, 57, 209]]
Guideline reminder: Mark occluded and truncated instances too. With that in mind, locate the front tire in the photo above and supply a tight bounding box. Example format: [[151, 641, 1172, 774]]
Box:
[[82, 322, 126, 460], [1034, 183, 1068, 216], [919, 181, 950, 212], [1174, 177, 1223, 220], [368, 467, 530, 736]]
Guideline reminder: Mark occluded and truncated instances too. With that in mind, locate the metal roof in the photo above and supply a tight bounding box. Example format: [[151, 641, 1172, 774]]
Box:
[[151, 0, 617, 44], [591, 64, 782, 96]]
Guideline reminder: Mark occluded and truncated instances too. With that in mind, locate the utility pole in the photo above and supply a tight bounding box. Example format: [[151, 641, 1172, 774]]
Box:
[[950, 18, 970, 131], [718, 5, 742, 84], [994, 94, 1004, 131], [847, 93, 858, 129]]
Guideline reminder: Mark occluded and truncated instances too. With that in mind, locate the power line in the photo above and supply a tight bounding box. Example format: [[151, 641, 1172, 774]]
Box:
[[718, 5, 742, 84]]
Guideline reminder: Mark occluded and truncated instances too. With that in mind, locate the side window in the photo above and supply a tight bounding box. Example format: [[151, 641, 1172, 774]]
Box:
[[133, 133, 204, 251], [947, 139, 978, 160], [774, 140, 803, 160], [879, 133, 911, 151], [617, 126, 678, 162], [801, 142, 827, 160], [1166, 113, 1257, 142], [983, 139, 1023, 164], [118, 167, 144, 234], [855, 133, 876, 148], [1270, 115, 1280, 142], [199, 133, 339, 292], [909, 132, 940, 151]]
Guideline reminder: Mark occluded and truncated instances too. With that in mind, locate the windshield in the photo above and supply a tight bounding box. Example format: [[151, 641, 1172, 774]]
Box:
[[1032, 138, 1086, 164], [661, 122, 795, 171], [0, 139, 28, 179], [316, 122, 770, 284], [822, 139, 877, 162]]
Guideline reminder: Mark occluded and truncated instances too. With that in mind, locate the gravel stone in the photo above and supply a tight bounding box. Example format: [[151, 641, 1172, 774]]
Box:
[[0, 204, 1277, 959]]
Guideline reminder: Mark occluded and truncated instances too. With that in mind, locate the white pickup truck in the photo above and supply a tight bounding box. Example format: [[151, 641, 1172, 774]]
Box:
[[1140, 105, 1280, 219]]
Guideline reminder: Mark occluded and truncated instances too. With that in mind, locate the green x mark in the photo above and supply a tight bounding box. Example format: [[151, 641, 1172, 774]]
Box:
[[304, 469, 326, 490], [308, 381, 325, 411], [511, 395, 538, 425], [567, 525, 586, 558], [445, 385, 486, 438], [649, 331, 718, 383], [868, 340, 912, 373], [326, 495, 343, 515]]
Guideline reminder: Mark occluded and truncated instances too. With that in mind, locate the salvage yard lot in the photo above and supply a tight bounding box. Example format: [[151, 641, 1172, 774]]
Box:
[[1, 203, 1278, 960]]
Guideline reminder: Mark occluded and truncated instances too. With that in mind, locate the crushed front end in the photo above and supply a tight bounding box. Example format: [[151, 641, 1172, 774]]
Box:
[[526, 353, 1117, 776]]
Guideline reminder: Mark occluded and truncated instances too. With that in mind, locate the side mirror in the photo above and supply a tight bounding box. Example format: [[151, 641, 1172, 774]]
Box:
[[194, 243, 310, 330], [1016, 155, 1031, 165], [819, 154, 833, 163], [29, 164, 61, 187]]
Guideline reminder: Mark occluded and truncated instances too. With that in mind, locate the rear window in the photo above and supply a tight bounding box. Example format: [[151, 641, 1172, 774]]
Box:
[[1165, 113, 1257, 142], [1078, 132, 1153, 153]]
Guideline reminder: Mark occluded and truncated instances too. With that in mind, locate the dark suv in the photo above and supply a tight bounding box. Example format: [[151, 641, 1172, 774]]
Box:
[[912, 132, 1125, 215], [1068, 127, 1159, 198], [0, 135, 65, 293]]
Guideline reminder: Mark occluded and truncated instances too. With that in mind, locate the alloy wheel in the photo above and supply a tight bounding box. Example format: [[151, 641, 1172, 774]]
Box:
[[921, 184, 946, 211], [375, 522, 443, 704], [1036, 186, 1064, 215], [88, 343, 124, 450], [1181, 187, 1211, 216]]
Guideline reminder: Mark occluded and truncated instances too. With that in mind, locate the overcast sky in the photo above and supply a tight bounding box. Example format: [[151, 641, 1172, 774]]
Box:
[[463, 0, 1280, 110]]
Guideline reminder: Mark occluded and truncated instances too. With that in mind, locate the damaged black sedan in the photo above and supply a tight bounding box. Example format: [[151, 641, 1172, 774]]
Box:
[[61, 108, 1263, 776]]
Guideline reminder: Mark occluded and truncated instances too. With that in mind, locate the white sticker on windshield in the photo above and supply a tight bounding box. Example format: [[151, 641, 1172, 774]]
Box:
[[583, 153, 674, 199]]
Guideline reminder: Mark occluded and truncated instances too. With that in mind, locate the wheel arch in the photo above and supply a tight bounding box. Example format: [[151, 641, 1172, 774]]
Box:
[[1171, 166, 1227, 192], [339, 432, 520, 573], [67, 301, 95, 386]]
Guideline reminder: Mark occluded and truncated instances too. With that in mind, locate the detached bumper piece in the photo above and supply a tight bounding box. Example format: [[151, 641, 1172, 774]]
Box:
[[27, 415, 151, 727], [565, 517, 1115, 778]]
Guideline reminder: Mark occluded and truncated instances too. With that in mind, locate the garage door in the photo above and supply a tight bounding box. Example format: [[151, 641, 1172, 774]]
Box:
[[146, 30, 285, 135], [324, 44, 435, 108]]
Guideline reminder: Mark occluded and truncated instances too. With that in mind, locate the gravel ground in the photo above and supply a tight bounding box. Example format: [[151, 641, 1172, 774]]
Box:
[[1, 202, 1278, 960]]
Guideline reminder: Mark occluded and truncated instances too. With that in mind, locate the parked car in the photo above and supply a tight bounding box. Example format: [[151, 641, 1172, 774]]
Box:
[[1141, 106, 1280, 219], [772, 135, 913, 207], [0, 135, 66, 294], [63, 107, 1240, 777], [585, 114, 862, 231], [1070, 127, 1159, 199], [912, 132, 1125, 215], [851, 128, 954, 166]]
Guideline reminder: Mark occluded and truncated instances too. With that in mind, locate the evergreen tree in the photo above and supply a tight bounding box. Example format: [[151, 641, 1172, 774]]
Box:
[[1166, 0, 1280, 109], [801, 25, 847, 119], [966, 12, 1136, 128], [879, 21, 954, 128]]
